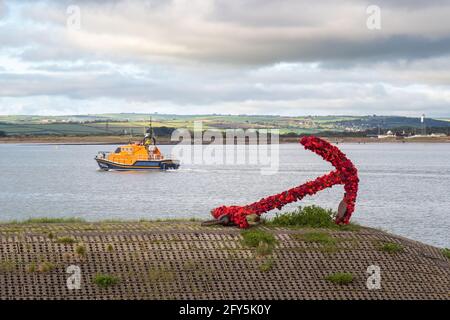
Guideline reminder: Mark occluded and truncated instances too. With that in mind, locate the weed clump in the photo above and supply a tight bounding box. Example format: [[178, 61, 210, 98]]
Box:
[[270, 206, 335, 228], [26, 263, 37, 273], [0, 260, 16, 272], [75, 244, 86, 257], [241, 229, 278, 270], [241, 229, 276, 248], [93, 274, 119, 288], [268, 206, 360, 230], [38, 261, 55, 273], [56, 237, 77, 244], [259, 258, 274, 272], [379, 242, 403, 254], [325, 272, 354, 285], [256, 242, 273, 256]]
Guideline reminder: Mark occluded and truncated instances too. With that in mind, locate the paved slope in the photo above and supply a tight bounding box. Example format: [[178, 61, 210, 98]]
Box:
[[0, 221, 448, 300]]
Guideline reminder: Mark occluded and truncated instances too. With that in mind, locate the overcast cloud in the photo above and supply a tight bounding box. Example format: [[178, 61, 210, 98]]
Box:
[[1, 0, 450, 116]]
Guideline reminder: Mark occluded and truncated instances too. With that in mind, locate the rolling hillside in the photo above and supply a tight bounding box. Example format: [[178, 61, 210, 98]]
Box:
[[0, 114, 449, 136]]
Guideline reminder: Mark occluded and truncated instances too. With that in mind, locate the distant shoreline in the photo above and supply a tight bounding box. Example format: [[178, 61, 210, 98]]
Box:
[[0, 135, 449, 145]]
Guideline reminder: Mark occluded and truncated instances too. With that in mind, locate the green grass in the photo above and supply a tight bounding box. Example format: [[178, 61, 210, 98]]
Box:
[[325, 272, 354, 285], [2, 217, 139, 225], [0, 260, 16, 272], [269, 206, 335, 228], [151, 217, 201, 223], [441, 248, 450, 259], [241, 229, 277, 248], [92, 219, 126, 223], [27, 261, 56, 273], [1, 217, 202, 225], [0, 213, 360, 231], [241, 229, 277, 262], [98, 218, 165, 223], [26, 263, 37, 273], [75, 244, 86, 257], [268, 206, 360, 231], [378, 242, 403, 253], [93, 274, 119, 288], [5, 217, 86, 225], [56, 237, 78, 244], [255, 242, 273, 256], [259, 258, 274, 272], [336, 223, 361, 231], [26, 262, 51, 273]]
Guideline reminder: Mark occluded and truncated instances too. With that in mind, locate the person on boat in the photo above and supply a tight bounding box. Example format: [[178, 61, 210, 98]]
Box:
[[143, 128, 156, 146]]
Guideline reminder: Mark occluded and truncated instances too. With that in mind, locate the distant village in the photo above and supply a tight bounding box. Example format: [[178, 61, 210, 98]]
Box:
[[1, 113, 449, 139]]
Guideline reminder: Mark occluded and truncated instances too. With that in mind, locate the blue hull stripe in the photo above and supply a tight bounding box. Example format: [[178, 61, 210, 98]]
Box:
[[96, 159, 179, 170]]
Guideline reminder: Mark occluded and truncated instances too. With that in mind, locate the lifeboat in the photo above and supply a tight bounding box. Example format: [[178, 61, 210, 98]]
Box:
[[95, 125, 180, 171]]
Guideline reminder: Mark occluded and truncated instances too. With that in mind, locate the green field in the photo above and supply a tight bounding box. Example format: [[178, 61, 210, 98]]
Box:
[[0, 114, 449, 136], [0, 114, 338, 136]]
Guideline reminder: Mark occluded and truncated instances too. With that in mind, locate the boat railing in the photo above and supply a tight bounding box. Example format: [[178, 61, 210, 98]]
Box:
[[96, 151, 163, 161], [96, 151, 111, 159]]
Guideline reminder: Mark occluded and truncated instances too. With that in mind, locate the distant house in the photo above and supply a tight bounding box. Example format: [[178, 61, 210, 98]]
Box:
[[378, 130, 395, 139]]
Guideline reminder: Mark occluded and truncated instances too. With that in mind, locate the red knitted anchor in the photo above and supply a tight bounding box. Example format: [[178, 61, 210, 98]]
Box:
[[210, 136, 359, 228]]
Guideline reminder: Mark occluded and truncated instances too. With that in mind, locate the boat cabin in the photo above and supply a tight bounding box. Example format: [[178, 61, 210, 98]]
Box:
[[103, 144, 163, 165]]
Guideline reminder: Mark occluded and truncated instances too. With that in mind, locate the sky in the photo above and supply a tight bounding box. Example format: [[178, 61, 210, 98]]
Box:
[[1, 0, 450, 117]]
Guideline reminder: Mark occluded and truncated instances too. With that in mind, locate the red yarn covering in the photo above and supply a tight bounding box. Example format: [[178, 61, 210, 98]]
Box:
[[211, 136, 359, 228]]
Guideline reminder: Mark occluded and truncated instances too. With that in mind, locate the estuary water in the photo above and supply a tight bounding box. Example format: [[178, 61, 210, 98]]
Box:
[[0, 143, 448, 248]]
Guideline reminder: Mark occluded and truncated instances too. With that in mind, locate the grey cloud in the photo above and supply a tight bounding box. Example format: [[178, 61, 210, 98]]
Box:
[[1, 61, 449, 106], [0, 0, 8, 19], [4, 0, 450, 66], [1, 0, 450, 116]]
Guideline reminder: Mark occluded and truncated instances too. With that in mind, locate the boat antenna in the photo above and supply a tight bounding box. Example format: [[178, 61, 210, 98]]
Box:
[[144, 116, 156, 146], [150, 116, 156, 145], [149, 116, 153, 136]]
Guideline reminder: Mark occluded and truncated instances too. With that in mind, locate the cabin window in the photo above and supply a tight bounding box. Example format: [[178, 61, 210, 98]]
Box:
[[115, 147, 121, 153]]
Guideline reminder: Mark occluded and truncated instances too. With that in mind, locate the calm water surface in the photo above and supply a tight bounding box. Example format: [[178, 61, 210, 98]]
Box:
[[0, 143, 448, 248]]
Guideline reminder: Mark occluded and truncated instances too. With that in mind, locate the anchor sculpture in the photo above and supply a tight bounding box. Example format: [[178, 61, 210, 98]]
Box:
[[204, 136, 359, 228]]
